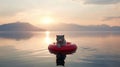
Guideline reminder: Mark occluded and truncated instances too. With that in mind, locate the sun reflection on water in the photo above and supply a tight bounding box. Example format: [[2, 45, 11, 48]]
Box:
[[45, 31, 52, 45]]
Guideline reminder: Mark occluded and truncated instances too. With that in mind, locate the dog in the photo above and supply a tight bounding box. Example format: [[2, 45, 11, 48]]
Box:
[[56, 35, 66, 48]]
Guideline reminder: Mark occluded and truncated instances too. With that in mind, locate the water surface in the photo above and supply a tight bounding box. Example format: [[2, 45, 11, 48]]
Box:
[[0, 31, 120, 67]]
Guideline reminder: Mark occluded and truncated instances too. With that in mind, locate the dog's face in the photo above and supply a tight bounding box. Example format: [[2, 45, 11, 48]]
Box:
[[56, 35, 65, 43]]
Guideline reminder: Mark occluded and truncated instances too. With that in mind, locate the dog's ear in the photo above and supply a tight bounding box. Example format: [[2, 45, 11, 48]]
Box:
[[56, 35, 59, 37], [62, 35, 64, 37]]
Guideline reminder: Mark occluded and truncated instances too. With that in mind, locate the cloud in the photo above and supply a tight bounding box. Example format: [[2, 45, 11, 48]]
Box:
[[0, 0, 48, 17], [0, 0, 30, 17], [103, 16, 120, 21], [73, 0, 120, 5]]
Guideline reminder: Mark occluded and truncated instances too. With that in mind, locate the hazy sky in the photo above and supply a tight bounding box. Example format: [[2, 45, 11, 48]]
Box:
[[0, 0, 120, 26]]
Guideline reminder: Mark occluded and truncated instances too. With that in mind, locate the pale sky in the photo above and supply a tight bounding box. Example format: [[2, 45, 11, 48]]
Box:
[[0, 0, 120, 26]]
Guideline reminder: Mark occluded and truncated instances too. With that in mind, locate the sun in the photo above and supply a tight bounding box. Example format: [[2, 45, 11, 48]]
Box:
[[41, 16, 54, 24]]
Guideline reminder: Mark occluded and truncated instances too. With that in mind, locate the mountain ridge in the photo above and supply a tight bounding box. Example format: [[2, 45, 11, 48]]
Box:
[[43, 23, 120, 31], [0, 22, 45, 31], [0, 22, 120, 31]]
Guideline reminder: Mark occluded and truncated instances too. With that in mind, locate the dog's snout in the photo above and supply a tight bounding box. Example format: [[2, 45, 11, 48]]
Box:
[[58, 39, 62, 41]]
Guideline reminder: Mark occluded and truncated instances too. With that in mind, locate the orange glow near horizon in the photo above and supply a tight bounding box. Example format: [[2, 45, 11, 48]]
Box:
[[41, 16, 54, 24]]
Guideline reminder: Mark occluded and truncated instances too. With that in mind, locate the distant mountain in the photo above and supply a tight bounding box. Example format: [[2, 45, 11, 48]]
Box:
[[45, 23, 120, 31], [0, 22, 45, 31], [1, 22, 120, 31]]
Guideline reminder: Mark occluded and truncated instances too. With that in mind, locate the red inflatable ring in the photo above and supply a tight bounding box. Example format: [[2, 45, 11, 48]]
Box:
[[48, 42, 77, 54]]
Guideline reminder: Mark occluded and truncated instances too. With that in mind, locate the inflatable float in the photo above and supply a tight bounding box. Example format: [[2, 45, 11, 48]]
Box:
[[48, 42, 77, 54]]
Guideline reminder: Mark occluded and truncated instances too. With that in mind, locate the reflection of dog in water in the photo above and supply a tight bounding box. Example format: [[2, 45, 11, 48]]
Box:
[[56, 53, 66, 66], [56, 35, 66, 48]]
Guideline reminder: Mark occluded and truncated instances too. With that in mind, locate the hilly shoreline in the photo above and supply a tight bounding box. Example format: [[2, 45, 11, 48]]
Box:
[[0, 22, 120, 31], [0, 22, 45, 31]]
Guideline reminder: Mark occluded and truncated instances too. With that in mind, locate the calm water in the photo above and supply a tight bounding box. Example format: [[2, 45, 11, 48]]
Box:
[[0, 31, 120, 67]]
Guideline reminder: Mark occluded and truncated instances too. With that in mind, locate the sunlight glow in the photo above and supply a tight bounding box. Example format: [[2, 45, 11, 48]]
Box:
[[41, 16, 54, 24]]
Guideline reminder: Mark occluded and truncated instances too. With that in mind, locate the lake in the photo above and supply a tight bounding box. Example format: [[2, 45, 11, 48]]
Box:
[[0, 31, 120, 67]]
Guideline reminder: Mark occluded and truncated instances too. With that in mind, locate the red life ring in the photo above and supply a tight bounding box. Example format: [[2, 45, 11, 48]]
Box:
[[48, 42, 77, 54]]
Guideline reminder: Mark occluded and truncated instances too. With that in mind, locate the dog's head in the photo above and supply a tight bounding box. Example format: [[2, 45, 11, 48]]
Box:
[[56, 35, 65, 43]]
